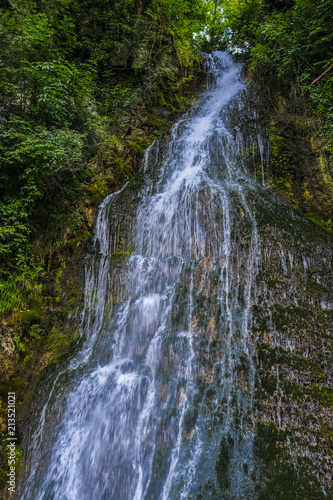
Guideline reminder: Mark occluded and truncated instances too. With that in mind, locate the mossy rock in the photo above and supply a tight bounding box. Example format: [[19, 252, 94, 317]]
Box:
[[310, 385, 333, 407], [304, 213, 332, 233], [109, 251, 131, 261], [255, 422, 325, 499], [126, 141, 144, 156], [87, 179, 110, 206], [17, 309, 42, 327], [13, 377, 27, 391], [215, 434, 234, 491], [104, 176, 115, 188]]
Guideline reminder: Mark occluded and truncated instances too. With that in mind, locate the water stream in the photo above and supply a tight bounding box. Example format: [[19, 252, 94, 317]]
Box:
[[20, 52, 263, 500]]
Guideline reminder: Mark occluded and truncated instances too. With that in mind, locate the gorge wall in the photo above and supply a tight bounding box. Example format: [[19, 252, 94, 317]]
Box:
[[4, 53, 332, 500]]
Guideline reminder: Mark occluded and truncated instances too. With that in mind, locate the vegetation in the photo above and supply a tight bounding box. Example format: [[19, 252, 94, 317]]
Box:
[[1, 0, 332, 496], [3, 0, 331, 320], [0, 0, 218, 317], [0, 2, 221, 486], [210, 0, 333, 225], [0, 3, 217, 482], [218, 0, 333, 155]]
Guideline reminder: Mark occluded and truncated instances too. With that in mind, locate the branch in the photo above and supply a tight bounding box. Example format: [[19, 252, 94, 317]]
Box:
[[311, 65, 333, 85]]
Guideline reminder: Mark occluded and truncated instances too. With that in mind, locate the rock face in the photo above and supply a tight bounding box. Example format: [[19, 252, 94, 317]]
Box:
[[226, 87, 333, 232], [225, 89, 333, 496], [250, 188, 333, 498], [0, 325, 18, 383], [9, 53, 333, 499]]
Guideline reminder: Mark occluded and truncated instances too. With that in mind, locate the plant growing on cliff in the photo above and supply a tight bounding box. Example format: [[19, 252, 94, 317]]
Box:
[[221, 0, 333, 156], [0, 0, 217, 319]]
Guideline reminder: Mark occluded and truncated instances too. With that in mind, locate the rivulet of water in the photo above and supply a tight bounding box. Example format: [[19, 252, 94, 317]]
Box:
[[20, 52, 261, 500]]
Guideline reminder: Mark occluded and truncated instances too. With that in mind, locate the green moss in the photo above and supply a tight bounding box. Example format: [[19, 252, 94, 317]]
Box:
[[259, 373, 277, 395], [104, 176, 115, 188], [216, 434, 233, 491], [148, 113, 171, 135], [87, 179, 110, 206], [29, 324, 45, 340], [109, 251, 131, 260], [16, 308, 42, 327], [304, 213, 332, 233], [110, 153, 133, 183], [106, 134, 121, 149], [255, 422, 325, 499], [257, 343, 327, 381], [318, 422, 333, 439], [135, 137, 152, 150], [13, 377, 26, 391], [305, 279, 329, 296], [310, 385, 333, 407], [44, 325, 78, 364], [122, 169, 145, 195], [156, 90, 168, 107], [63, 231, 89, 251], [254, 201, 293, 233], [64, 237, 81, 250], [280, 379, 303, 397], [126, 140, 144, 156]]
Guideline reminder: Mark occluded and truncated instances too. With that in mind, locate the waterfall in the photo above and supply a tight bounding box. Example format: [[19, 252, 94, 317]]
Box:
[[20, 52, 261, 500]]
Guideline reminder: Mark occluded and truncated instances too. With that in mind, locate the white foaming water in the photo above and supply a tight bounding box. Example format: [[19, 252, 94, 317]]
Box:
[[20, 52, 260, 500]]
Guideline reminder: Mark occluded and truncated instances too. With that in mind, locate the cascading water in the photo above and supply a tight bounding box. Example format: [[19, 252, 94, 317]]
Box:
[[20, 52, 262, 499]]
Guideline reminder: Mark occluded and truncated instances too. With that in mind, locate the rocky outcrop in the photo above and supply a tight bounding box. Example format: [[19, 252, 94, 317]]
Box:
[[250, 185, 333, 498]]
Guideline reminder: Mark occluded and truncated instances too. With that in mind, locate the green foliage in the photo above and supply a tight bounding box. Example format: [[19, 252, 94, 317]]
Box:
[[72, 0, 211, 113], [222, 0, 261, 48], [5, 440, 23, 467], [0, 121, 85, 260], [29, 324, 45, 340], [304, 213, 333, 232], [0, 264, 43, 316], [0, 0, 214, 319], [0, 1, 96, 269], [222, 0, 333, 155]]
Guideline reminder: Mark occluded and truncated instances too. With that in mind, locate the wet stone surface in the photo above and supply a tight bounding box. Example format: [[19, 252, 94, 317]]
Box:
[[17, 52, 333, 500]]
